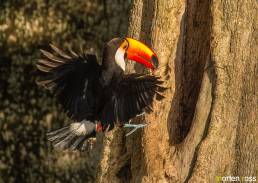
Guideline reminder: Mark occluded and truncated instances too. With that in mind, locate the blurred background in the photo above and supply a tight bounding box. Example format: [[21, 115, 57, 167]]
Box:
[[0, 0, 130, 182]]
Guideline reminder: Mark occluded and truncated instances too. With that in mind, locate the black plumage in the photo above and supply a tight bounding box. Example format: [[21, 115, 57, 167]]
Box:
[[37, 38, 165, 151]]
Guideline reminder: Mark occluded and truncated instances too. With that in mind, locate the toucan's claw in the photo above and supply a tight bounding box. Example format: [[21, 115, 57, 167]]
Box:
[[102, 124, 112, 141], [124, 123, 147, 136], [124, 124, 147, 128]]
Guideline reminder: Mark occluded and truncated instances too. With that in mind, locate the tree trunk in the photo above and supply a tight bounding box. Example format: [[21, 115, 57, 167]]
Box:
[[96, 0, 258, 182]]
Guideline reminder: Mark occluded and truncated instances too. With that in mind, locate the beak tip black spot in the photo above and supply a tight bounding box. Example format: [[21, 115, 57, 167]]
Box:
[[151, 55, 159, 68]]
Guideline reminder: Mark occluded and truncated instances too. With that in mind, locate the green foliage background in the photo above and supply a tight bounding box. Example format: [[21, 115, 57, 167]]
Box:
[[0, 0, 129, 182]]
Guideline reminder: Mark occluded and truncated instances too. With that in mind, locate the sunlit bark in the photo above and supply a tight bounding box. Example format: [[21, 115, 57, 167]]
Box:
[[96, 0, 258, 182]]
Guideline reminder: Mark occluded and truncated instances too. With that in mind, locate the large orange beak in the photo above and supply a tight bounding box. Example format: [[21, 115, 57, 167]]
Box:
[[125, 38, 158, 70]]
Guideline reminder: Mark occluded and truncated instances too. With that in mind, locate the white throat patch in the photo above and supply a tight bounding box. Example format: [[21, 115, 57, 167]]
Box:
[[115, 47, 125, 71]]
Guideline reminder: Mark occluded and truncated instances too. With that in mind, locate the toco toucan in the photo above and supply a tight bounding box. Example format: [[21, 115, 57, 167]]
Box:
[[36, 37, 165, 151]]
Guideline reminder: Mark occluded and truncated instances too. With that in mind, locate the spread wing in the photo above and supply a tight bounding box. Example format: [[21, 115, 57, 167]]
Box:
[[100, 74, 166, 126], [36, 45, 101, 121]]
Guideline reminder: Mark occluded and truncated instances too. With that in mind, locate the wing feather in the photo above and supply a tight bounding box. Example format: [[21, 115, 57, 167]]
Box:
[[101, 74, 166, 124], [36, 45, 101, 121]]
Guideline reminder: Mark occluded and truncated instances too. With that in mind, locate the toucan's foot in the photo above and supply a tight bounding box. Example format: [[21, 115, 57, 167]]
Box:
[[103, 124, 112, 141], [124, 123, 147, 136]]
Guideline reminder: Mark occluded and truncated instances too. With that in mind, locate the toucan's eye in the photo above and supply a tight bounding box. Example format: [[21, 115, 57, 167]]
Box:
[[122, 41, 129, 50]]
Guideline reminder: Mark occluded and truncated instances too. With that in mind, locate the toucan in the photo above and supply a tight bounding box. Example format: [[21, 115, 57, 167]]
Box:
[[36, 37, 165, 151]]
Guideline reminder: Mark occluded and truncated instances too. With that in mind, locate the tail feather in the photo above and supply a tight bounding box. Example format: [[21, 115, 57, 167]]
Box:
[[47, 120, 96, 151], [53, 134, 77, 150], [47, 127, 70, 141], [70, 136, 88, 151]]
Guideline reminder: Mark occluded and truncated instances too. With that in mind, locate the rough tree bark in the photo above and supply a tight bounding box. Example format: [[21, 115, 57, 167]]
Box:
[[96, 0, 258, 182]]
